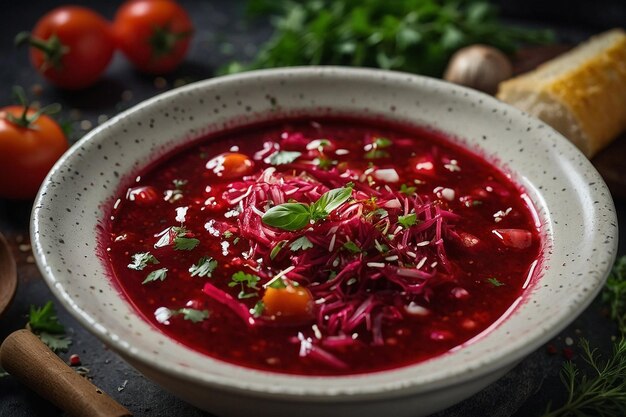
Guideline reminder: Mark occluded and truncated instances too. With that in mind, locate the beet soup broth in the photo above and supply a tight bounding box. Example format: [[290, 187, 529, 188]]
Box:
[[104, 117, 541, 375]]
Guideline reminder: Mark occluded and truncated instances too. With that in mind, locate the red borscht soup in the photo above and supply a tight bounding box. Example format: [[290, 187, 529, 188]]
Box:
[[105, 118, 541, 375]]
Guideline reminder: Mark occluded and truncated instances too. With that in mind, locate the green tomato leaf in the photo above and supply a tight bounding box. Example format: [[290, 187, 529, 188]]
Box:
[[262, 203, 311, 231]]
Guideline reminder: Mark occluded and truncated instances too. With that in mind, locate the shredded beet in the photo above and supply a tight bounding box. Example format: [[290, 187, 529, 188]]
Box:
[[223, 164, 457, 349]]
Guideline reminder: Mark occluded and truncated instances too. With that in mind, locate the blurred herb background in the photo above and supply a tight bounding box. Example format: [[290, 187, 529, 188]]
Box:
[[221, 0, 554, 75]]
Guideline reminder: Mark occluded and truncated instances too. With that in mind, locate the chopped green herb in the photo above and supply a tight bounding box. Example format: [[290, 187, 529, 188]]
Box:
[[343, 241, 361, 254], [178, 308, 210, 323], [189, 257, 218, 278], [267, 150, 302, 165], [270, 240, 288, 259], [233, 237, 240, 245], [374, 137, 392, 148], [223, 230, 233, 239], [374, 240, 389, 254], [251, 301, 265, 317], [172, 179, 188, 189], [29, 301, 65, 334], [315, 157, 338, 170], [472, 200, 483, 206], [487, 277, 505, 287], [289, 236, 314, 251], [225, 0, 553, 77], [143, 268, 168, 284], [174, 236, 200, 251], [398, 213, 417, 228], [364, 149, 390, 160], [38, 332, 72, 352], [603, 255, 626, 333], [269, 278, 288, 289], [229, 271, 261, 299], [400, 183, 417, 196], [28, 302, 71, 351], [128, 252, 159, 271]]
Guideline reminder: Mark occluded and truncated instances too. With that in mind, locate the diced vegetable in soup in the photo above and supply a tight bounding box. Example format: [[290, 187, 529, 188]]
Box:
[[105, 117, 541, 375]]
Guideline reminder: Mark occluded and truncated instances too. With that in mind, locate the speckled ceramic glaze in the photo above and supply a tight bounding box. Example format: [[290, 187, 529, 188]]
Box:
[[31, 67, 618, 417]]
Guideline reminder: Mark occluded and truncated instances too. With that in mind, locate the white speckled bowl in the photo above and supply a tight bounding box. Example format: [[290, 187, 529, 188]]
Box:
[[32, 67, 618, 417]]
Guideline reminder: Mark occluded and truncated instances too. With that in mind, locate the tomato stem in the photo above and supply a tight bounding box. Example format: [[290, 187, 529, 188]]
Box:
[[4, 86, 61, 129], [148, 23, 192, 60], [15, 31, 69, 71]]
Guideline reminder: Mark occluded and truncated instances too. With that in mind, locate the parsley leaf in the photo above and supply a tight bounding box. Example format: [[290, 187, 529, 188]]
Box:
[[189, 257, 218, 278], [229, 271, 261, 299], [128, 252, 160, 271], [28, 302, 71, 352], [267, 150, 301, 165], [364, 149, 390, 160], [289, 236, 313, 251], [398, 213, 417, 229], [38, 332, 72, 352], [29, 301, 65, 334], [178, 308, 210, 323], [143, 268, 168, 284], [487, 277, 505, 287], [174, 236, 200, 251]]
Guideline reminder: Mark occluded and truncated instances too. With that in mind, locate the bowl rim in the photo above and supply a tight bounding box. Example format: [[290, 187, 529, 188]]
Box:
[[31, 66, 618, 400]]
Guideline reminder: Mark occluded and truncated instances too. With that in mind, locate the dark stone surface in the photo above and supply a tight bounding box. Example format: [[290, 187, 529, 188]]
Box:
[[0, 1, 624, 416]]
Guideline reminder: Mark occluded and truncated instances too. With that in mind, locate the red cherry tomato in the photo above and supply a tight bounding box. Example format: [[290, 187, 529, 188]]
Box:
[[0, 105, 68, 199], [206, 153, 254, 180], [113, 0, 193, 74], [17, 6, 115, 89]]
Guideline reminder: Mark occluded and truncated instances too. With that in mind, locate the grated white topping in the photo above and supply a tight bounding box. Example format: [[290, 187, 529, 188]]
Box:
[[204, 220, 220, 237], [367, 262, 385, 268], [263, 265, 296, 288], [416, 256, 428, 269], [335, 149, 349, 155], [175, 206, 188, 223]]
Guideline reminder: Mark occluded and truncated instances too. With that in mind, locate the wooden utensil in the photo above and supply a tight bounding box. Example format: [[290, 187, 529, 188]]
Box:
[[0, 231, 131, 416], [0, 231, 17, 317], [1, 329, 132, 417]]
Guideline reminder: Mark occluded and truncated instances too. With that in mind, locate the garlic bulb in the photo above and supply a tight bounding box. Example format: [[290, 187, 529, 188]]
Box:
[[443, 45, 513, 95]]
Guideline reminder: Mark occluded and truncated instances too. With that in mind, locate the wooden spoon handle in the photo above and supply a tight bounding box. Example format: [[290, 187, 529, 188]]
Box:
[[0, 329, 132, 417]]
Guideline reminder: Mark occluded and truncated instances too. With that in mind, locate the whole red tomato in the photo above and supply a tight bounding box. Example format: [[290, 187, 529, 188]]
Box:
[[113, 0, 193, 74], [0, 105, 68, 199], [17, 6, 115, 89]]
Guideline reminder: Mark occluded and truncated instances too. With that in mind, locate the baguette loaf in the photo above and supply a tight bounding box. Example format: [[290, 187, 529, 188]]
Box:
[[497, 29, 626, 158]]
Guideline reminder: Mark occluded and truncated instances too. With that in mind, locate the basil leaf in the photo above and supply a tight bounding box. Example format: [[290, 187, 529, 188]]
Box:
[[262, 203, 311, 231], [312, 186, 352, 217]]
